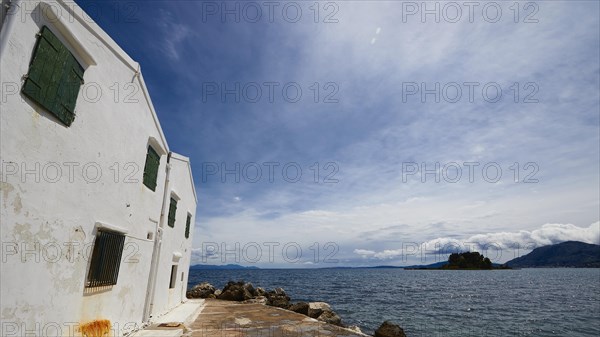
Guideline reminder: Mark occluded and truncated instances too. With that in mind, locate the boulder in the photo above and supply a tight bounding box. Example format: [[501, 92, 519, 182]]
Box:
[[217, 281, 249, 301], [222, 280, 245, 291], [267, 295, 290, 308], [317, 310, 342, 326], [347, 326, 363, 334], [244, 296, 267, 305], [255, 287, 266, 296], [374, 321, 407, 337], [186, 282, 216, 299], [288, 302, 309, 315], [243, 288, 254, 301], [214, 289, 222, 296], [244, 283, 257, 297], [265, 288, 290, 309], [307, 302, 331, 318], [217, 288, 243, 301]]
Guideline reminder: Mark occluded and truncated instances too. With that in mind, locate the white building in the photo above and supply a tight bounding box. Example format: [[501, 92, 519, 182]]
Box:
[[0, 1, 197, 336]]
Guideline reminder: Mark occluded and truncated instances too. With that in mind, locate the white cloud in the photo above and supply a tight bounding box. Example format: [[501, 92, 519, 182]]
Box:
[[461, 222, 600, 249], [353, 249, 375, 257], [354, 222, 600, 260]]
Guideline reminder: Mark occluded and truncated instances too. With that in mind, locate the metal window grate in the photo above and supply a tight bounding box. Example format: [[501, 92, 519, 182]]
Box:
[[87, 230, 126, 288]]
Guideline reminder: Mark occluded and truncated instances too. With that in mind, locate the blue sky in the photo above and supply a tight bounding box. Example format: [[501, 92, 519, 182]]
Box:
[[78, 0, 599, 267]]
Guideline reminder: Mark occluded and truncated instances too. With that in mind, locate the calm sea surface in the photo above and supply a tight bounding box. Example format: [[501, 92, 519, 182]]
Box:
[[188, 268, 600, 336]]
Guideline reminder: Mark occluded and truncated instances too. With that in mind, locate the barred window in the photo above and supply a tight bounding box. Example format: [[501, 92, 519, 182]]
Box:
[[86, 230, 125, 287]]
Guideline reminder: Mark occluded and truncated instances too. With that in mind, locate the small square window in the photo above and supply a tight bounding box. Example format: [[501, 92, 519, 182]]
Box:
[[86, 230, 125, 287]]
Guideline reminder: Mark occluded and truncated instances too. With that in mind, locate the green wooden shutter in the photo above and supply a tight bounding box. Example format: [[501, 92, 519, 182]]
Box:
[[185, 214, 191, 239], [168, 197, 177, 228], [22, 26, 84, 127], [143, 146, 160, 191]]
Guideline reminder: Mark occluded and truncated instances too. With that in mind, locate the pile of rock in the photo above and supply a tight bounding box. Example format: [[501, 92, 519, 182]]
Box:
[[187, 281, 264, 301], [186, 282, 215, 299], [187, 281, 342, 326], [216, 281, 258, 301], [187, 281, 406, 336]]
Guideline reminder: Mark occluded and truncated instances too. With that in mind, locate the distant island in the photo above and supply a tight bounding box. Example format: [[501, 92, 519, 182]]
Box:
[[505, 241, 600, 268], [402, 241, 600, 270], [443, 251, 509, 269], [405, 251, 510, 270], [190, 264, 260, 270]]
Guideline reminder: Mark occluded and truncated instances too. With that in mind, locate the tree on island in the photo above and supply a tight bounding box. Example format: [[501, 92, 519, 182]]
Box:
[[443, 251, 493, 270]]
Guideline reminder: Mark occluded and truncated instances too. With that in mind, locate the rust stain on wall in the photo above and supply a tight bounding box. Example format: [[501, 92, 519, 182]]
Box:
[[78, 319, 111, 337]]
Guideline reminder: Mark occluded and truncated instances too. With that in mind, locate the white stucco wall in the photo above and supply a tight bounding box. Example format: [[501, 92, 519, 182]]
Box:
[[149, 154, 196, 318], [0, 1, 197, 336]]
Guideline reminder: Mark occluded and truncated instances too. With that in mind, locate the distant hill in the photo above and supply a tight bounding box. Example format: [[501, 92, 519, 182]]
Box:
[[190, 264, 260, 270], [506, 241, 600, 268]]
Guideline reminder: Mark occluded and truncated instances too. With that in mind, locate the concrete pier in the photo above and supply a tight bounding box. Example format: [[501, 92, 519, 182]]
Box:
[[187, 299, 368, 337]]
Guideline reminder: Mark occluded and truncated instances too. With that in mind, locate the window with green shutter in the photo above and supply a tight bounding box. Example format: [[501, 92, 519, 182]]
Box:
[[185, 213, 191, 239], [22, 26, 84, 127], [168, 197, 177, 228], [143, 146, 160, 191]]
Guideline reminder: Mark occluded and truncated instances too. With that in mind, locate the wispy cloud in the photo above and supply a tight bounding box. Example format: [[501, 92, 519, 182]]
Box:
[[157, 8, 191, 60], [79, 1, 600, 267]]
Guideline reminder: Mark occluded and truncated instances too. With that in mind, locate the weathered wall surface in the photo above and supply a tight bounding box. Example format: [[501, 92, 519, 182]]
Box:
[[0, 1, 196, 336]]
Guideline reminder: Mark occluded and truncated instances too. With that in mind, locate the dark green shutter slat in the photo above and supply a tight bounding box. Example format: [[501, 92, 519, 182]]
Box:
[[46, 32, 65, 111], [22, 35, 56, 103], [56, 53, 82, 126], [51, 46, 69, 124], [41, 25, 62, 50], [21, 26, 83, 127], [143, 146, 160, 191]]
